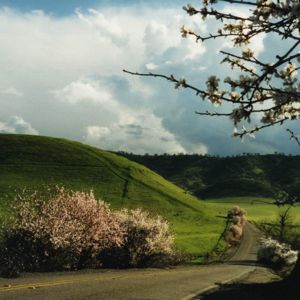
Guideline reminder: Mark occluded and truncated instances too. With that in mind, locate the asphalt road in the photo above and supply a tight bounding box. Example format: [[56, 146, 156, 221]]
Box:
[[0, 223, 262, 300]]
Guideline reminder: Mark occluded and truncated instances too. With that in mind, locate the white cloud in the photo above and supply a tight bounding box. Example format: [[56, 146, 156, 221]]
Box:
[[52, 79, 114, 105], [0, 116, 38, 135], [86, 126, 110, 140], [143, 21, 174, 56], [146, 62, 158, 70], [84, 112, 190, 154], [1, 87, 23, 97], [76, 8, 128, 46]]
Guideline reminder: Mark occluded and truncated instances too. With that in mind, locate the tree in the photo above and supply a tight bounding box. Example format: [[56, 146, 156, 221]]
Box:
[[124, 0, 300, 289]]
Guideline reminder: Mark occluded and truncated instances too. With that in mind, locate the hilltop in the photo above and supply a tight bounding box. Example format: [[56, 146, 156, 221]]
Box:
[[0, 134, 224, 256], [118, 153, 300, 199]]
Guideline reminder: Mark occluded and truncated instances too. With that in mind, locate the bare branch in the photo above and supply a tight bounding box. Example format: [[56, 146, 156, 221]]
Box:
[[286, 128, 300, 147]]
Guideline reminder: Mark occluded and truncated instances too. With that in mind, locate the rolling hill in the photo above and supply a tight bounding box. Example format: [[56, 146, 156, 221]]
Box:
[[0, 134, 225, 257], [119, 153, 300, 199]]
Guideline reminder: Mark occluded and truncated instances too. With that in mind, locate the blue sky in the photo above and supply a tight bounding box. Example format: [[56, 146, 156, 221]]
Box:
[[0, 0, 100, 15], [0, 0, 186, 15], [0, 0, 299, 155]]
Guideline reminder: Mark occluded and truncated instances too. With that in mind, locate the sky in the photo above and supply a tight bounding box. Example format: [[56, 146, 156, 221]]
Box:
[[0, 0, 299, 155]]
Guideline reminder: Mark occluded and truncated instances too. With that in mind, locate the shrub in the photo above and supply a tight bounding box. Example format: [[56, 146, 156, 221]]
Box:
[[15, 189, 125, 255], [229, 224, 243, 240], [0, 189, 125, 276], [225, 206, 247, 247], [227, 206, 246, 226], [257, 237, 298, 270], [100, 208, 175, 268], [0, 189, 176, 276]]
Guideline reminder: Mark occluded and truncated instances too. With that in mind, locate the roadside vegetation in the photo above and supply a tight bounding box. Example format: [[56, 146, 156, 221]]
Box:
[[0, 189, 178, 277], [209, 197, 300, 270]]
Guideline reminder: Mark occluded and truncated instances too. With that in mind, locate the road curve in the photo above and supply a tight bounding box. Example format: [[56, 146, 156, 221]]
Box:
[[0, 222, 262, 300]]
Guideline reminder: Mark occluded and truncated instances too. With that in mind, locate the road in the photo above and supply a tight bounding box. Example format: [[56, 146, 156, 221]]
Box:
[[0, 222, 262, 300]]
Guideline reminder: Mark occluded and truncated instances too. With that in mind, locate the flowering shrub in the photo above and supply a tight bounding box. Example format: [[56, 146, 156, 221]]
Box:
[[227, 206, 246, 225], [229, 224, 243, 240], [120, 208, 174, 266], [257, 237, 298, 270], [0, 189, 176, 276], [14, 189, 125, 257], [226, 206, 247, 247], [0, 189, 125, 276], [100, 208, 175, 268]]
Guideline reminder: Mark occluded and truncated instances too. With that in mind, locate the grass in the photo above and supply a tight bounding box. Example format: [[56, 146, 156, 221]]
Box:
[[206, 196, 300, 251], [0, 134, 226, 257], [206, 196, 300, 224], [120, 152, 300, 199]]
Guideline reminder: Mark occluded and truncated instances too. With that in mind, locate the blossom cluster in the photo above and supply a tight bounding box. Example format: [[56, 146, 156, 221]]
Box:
[[226, 206, 247, 246], [257, 237, 298, 269], [1, 189, 175, 274], [118, 208, 174, 262], [14, 188, 125, 256]]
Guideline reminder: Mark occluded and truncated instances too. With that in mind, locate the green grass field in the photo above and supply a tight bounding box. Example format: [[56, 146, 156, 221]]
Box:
[[0, 134, 226, 257], [206, 197, 300, 223], [206, 197, 300, 249]]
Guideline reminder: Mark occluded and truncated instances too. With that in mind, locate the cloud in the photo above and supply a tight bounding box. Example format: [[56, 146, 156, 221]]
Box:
[[145, 62, 158, 70], [0, 116, 39, 135], [53, 76, 194, 154], [0, 4, 294, 155], [86, 126, 110, 139], [52, 79, 114, 105], [76, 8, 128, 46], [1, 87, 23, 97], [84, 112, 200, 154]]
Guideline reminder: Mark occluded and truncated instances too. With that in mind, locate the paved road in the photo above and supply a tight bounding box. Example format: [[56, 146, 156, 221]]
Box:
[[0, 223, 262, 300]]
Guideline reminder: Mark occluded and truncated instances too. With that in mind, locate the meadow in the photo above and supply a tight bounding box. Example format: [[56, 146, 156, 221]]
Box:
[[206, 197, 300, 223]]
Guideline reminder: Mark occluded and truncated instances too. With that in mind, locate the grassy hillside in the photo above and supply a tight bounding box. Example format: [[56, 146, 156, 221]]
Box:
[[0, 134, 225, 257], [119, 153, 300, 199]]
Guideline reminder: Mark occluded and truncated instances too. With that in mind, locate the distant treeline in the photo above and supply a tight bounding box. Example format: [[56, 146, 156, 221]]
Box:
[[117, 152, 300, 199]]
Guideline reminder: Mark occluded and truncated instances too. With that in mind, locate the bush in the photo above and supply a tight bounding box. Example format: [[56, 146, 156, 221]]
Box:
[[225, 206, 247, 247], [0, 189, 176, 276], [257, 237, 298, 270], [0, 189, 125, 276], [0, 229, 40, 278], [15, 189, 125, 255], [100, 208, 175, 268], [227, 206, 246, 225]]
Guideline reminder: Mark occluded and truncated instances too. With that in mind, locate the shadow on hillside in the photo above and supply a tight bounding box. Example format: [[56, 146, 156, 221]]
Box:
[[199, 279, 300, 300]]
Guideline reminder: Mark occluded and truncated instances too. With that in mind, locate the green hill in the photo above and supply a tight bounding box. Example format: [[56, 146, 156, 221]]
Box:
[[119, 153, 300, 199], [0, 134, 225, 257]]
